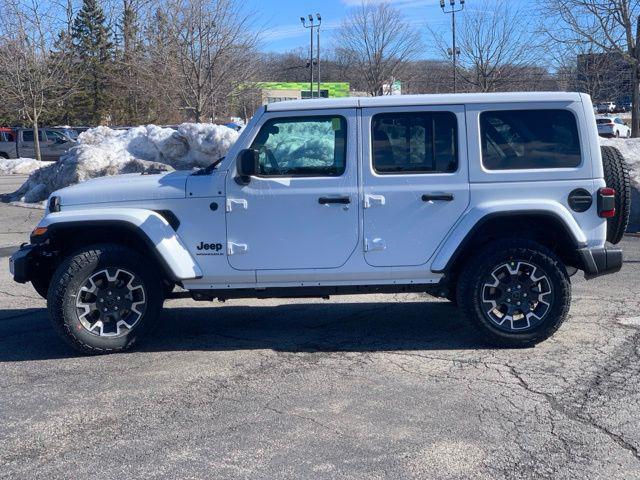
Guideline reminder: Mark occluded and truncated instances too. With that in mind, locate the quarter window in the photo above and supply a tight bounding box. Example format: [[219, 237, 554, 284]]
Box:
[[371, 111, 458, 174], [250, 116, 347, 176], [480, 109, 581, 170]]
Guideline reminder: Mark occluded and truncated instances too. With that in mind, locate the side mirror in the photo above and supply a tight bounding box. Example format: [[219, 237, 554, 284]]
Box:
[[235, 148, 259, 185]]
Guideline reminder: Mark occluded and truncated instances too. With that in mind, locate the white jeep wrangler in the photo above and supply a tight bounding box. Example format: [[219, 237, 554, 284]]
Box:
[[10, 92, 631, 354]]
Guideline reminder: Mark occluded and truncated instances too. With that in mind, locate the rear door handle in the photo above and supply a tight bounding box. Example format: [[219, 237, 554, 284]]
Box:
[[422, 193, 454, 202], [319, 196, 351, 205]]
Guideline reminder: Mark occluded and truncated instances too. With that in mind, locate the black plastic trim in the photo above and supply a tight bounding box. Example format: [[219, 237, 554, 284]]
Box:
[[578, 246, 623, 279], [9, 244, 36, 283], [154, 210, 180, 230], [48, 196, 61, 213], [432, 210, 587, 274], [184, 283, 433, 301]]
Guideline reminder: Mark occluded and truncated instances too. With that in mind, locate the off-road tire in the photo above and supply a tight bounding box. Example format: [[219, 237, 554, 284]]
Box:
[[48, 244, 163, 354], [458, 239, 571, 347], [601, 145, 631, 244]]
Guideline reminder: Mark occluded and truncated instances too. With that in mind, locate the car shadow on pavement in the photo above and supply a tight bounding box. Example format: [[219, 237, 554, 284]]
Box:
[[0, 301, 494, 362]]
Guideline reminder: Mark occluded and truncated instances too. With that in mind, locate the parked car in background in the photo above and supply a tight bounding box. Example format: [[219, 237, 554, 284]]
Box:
[[0, 128, 16, 158], [596, 102, 616, 114], [596, 115, 631, 138], [52, 126, 79, 140], [618, 102, 632, 113], [0, 128, 76, 161]]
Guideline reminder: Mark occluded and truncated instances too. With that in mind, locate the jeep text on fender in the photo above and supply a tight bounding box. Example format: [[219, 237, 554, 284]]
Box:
[[9, 92, 630, 354]]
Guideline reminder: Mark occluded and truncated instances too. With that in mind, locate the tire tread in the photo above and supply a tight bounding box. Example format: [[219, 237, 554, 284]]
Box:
[[48, 244, 160, 355], [457, 239, 571, 347], [600, 145, 631, 244]]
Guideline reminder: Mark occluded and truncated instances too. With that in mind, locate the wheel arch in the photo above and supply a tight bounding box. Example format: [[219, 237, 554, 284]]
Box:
[[431, 210, 588, 281], [36, 209, 202, 282]]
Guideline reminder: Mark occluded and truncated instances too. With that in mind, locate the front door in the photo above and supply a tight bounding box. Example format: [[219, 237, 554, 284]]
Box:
[[225, 110, 359, 271], [361, 105, 470, 267]]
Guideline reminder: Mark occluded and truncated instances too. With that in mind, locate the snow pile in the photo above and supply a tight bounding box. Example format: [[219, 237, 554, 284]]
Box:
[[2, 124, 239, 203], [601, 137, 640, 232], [0, 158, 54, 175]]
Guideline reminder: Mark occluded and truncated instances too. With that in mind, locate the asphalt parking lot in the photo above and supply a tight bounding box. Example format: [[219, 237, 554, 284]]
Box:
[[1, 175, 640, 479]]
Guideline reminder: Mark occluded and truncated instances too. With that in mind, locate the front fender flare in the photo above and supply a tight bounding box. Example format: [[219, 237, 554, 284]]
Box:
[[38, 208, 203, 281], [430, 201, 588, 273]]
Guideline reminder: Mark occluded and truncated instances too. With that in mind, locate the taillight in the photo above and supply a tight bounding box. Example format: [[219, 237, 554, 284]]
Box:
[[598, 187, 616, 218]]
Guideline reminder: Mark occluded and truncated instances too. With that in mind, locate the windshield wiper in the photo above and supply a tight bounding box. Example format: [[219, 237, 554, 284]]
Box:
[[192, 156, 225, 176]]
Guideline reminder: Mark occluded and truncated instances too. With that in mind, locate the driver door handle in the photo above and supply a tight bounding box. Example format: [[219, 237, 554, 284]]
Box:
[[422, 193, 454, 202], [319, 196, 351, 205]]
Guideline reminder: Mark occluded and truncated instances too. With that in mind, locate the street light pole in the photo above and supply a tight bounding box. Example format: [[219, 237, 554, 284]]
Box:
[[440, 0, 464, 93], [301, 15, 316, 98], [316, 13, 322, 98]]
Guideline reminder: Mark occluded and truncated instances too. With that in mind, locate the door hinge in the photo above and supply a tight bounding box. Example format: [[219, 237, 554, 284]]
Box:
[[364, 194, 386, 209], [365, 238, 386, 252], [227, 242, 248, 255], [226, 198, 248, 212]]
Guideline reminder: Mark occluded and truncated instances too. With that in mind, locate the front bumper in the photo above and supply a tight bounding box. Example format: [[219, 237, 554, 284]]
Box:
[[9, 244, 40, 283], [578, 246, 623, 279]]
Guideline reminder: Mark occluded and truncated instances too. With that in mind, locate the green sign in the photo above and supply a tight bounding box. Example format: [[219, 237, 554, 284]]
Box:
[[256, 82, 350, 98]]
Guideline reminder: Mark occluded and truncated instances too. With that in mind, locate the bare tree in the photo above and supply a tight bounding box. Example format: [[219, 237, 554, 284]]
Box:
[[167, 0, 258, 122], [542, 0, 640, 135], [335, 1, 422, 96], [0, 0, 71, 160], [432, 0, 541, 92]]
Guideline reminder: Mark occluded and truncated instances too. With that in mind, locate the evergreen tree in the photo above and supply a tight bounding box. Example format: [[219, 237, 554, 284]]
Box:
[[71, 0, 113, 125]]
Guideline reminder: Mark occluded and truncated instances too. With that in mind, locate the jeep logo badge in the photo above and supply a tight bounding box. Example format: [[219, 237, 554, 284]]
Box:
[[196, 241, 224, 256]]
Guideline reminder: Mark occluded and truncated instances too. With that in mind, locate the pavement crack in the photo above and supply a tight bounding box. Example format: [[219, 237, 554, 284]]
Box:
[[507, 365, 640, 463], [0, 289, 41, 301]]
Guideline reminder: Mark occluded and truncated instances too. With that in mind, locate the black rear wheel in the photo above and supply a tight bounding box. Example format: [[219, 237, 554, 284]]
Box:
[[458, 239, 571, 347]]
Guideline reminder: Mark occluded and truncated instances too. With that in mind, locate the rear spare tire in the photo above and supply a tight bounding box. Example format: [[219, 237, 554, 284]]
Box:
[[600, 146, 631, 244]]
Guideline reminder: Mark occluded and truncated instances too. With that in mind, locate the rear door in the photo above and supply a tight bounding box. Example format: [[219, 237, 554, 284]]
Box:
[[361, 105, 470, 267]]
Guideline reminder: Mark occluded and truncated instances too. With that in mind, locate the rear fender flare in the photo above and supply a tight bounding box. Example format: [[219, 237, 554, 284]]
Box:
[[431, 202, 588, 273]]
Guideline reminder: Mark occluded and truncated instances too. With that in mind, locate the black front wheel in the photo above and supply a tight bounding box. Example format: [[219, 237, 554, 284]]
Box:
[[458, 239, 571, 347], [48, 244, 164, 354]]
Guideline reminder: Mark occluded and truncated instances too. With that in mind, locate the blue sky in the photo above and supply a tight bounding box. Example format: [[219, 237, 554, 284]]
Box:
[[245, 0, 455, 58]]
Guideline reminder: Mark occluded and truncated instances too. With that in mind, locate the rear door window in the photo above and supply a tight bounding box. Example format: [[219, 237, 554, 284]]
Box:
[[371, 111, 458, 174], [480, 109, 581, 170]]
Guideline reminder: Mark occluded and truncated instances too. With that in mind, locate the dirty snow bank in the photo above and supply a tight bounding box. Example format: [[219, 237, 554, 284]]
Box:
[[0, 158, 54, 175], [601, 137, 640, 232], [2, 124, 239, 203]]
